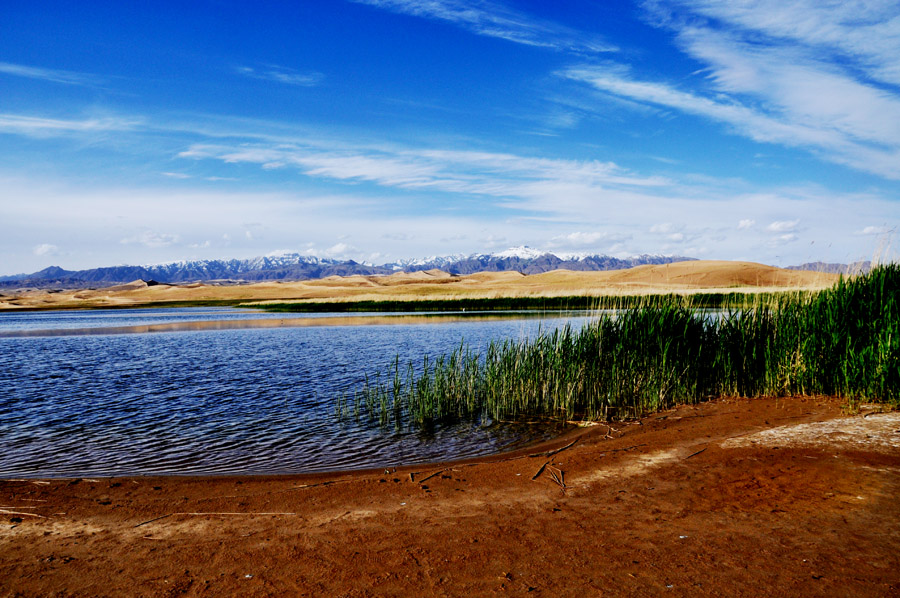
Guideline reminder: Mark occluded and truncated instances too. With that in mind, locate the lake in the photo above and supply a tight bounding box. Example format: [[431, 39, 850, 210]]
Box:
[[0, 307, 594, 477]]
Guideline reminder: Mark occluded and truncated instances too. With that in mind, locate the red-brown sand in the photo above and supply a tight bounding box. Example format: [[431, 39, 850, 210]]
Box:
[[2, 396, 898, 597]]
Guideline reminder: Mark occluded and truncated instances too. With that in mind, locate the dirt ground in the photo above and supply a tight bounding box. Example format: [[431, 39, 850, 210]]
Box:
[[2, 396, 898, 597]]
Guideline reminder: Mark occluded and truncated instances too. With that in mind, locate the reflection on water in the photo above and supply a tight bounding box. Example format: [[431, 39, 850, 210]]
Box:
[[0, 309, 591, 338], [0, 308, 591, 477]]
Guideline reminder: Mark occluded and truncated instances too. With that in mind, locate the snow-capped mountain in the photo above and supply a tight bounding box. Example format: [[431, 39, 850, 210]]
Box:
[[490, 245, 549, 260], [2, 247, 696, 289]]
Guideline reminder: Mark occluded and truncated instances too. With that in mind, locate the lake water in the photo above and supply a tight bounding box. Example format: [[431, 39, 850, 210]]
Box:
[[0, 307, 594, 477]]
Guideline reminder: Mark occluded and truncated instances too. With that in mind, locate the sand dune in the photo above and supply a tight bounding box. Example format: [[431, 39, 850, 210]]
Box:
[[0, 260, 840, 310]]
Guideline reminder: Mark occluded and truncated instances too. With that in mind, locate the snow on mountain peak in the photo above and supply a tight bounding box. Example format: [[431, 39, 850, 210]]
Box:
[[490, 246, 548, 260]]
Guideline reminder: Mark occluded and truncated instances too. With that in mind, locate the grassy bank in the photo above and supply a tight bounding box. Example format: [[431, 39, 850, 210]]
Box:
[[342, 265, 899, 428], [260, 292, 798, 313]]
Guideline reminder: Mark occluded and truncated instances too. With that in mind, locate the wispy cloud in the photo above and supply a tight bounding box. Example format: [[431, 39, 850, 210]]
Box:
[[353, 0, 616, 53], [858, 225, 891, 236], [547, 231, 633, 253], [0, 62, 99, 86], [562, 63, 900, 180], [766, 219, 799, 233], [0, 114, 140, 137], [120, 231, 181, 248], [1, 103, 895, 267], [33, 243, 60, 257], [236, 65, 323, 87], [557, 1, 900, 180], [178, 140, 672, 216], [661, 0, 900, 87]]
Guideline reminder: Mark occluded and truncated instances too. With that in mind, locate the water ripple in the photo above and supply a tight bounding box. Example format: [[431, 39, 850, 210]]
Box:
[[0, 309, 589, 477]]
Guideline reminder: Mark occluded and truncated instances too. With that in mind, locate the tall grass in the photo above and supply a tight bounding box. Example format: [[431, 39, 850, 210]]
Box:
[[260, 292, 787, 313], [342, 265, 899, 428]]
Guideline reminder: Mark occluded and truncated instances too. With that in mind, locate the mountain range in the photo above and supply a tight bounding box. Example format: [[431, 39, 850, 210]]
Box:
[[0, 247, 695, 289]]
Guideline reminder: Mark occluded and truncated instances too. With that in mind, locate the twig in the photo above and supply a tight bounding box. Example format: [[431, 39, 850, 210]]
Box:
[[0, 509, 46, 518], [547, 466, 567, 494], [418, 468, 451, 484], [531, 461, 549, 481], [607, 443, 648, 454], [291, 481, 337, 490], [683, 447, 708, 460], [529, 438, 579, 458], [134, 514, 172, 528]]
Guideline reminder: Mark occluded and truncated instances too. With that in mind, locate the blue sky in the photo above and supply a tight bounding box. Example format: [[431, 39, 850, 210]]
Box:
[[1, 0, 898, 274]]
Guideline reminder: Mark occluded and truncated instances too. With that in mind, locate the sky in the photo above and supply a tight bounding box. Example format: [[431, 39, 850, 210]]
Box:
[[1, 0, 898, 275]]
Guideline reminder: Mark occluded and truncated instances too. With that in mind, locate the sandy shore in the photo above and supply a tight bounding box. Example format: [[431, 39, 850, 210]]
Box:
[[0, 260, 839, 311], [2, 396, 898, 597]]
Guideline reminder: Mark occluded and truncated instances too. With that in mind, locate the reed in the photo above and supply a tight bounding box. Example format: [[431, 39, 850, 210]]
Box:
[[346, 265, 899, 428], [259, 292, 781, 313]]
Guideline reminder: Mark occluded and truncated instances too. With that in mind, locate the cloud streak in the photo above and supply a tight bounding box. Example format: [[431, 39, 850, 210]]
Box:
[[555, 1, 900, 180], [664, 0, 900, 87], [0, 114, 141, 137], [353, 0, 616, 53], [236, 65, 324, 87], [562, 62, 900, 180], [178, 140, 673, 218], [0, 62, 99, 86]]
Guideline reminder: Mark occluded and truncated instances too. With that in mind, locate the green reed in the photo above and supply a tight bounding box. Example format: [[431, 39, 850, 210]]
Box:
[[346, 265, 899, 428]]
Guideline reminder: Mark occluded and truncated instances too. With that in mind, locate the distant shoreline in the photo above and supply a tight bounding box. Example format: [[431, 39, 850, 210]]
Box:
[[0, 260, 839, 312]]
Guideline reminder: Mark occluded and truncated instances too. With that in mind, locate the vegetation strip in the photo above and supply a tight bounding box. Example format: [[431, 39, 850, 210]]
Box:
[[340, 265, 899, 429], [257, 292, 806, 313]]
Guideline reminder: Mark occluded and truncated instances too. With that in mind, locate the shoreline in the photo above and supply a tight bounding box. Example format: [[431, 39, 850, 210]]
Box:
[[0, 260, 839, 312], [3, 396, 898, 596]]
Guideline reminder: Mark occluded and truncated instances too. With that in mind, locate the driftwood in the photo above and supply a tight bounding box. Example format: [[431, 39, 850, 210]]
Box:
[[134, 514, 172, 528], [683, 447, 708, 460], [0, 509, 45, 519], [417, 468, 451, 484], [546, 466, 567, 493], [529, 438, 579, 458], [531, 461, 550, 481]]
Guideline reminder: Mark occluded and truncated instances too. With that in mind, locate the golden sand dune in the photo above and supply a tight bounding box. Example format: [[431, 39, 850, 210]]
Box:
[[0, 260, 840, 311]]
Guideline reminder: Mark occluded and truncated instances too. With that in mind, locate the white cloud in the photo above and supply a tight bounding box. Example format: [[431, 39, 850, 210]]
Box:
[[0, 114, 141, 137], [236, 65, 323, 87], [562, 64, 900, 180], [858, 225, 891, 235], [33, 243, 60, 256], [2, 174, 894, 270], [667, 0, 900, 87], [766, 220, 799, 233], [121, 231, 180, 248], [554, 231, 629, 246], [0, 62, 98, 86], [305, 242, 361, 261], [769, 233, 799, 246], [178, 140, 672, 219], [738, 219, 755, 229], [558, 1, 900, 181], [650, 222, 678, 234], [353, 0, 616, 53]]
